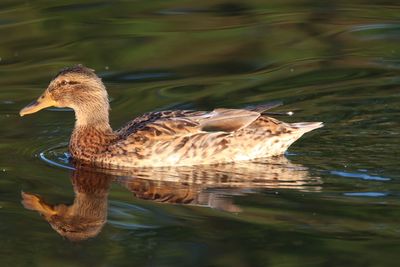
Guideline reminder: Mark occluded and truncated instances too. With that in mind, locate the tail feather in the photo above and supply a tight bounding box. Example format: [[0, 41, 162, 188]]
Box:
[[246, 101, 283, 113], [290, 122, 324, 132]]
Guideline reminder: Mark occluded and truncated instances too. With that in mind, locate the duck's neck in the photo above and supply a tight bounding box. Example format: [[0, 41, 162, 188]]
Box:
[[69, 102, 116, 161], [73, 99, 111, 130]]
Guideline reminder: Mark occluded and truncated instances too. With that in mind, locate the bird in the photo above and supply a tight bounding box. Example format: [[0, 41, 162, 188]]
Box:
[[20, 65, 323, 168]]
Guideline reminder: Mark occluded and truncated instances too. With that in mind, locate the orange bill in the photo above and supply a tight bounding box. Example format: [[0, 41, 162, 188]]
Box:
[[20, 92, 56, 116]]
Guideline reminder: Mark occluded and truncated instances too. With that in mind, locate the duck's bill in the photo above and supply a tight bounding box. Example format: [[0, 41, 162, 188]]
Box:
[[19, 93, 56, 117]]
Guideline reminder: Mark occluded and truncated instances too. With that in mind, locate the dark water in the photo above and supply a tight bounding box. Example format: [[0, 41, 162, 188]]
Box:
[[1, 1, 400, 266]]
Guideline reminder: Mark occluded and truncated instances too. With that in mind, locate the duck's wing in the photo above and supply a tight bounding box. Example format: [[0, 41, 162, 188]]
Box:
[[117, 108, 261, 141], [116, 110, 206, 138], [199, 108, 260, 132]]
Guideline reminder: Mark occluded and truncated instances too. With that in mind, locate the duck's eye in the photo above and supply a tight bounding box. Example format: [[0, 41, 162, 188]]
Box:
[[60, 80, 67, 86]]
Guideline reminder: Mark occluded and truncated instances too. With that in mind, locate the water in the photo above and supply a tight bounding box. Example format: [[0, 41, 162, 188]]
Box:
[[1, 1, 400, 266]]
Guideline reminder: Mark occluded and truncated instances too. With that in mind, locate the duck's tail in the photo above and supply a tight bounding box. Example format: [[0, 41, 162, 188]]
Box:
[[290, 122, 324, 133]]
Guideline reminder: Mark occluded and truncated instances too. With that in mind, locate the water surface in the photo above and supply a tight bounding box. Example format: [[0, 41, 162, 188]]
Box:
[[1, 1, 400, 266]]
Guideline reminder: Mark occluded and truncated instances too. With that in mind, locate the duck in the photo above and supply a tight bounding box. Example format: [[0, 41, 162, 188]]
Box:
[[20, 65, 323, 168]]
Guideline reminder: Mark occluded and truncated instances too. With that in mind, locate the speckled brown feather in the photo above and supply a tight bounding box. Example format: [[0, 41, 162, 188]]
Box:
[[21, 65, 323, 168], [69, 108, 323, 168]]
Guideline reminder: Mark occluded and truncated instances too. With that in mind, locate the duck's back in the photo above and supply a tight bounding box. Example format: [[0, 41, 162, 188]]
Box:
[[96, 108, 322, 168]]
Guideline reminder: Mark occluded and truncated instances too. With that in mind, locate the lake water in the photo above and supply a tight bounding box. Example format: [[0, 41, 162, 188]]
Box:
[[1, 1, 400, 266]]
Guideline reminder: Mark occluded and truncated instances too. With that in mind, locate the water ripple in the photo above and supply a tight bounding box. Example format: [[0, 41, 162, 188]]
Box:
[[344, 192, 388, 197], [330, 170, 391, 181], [39, 143, 73, 170]]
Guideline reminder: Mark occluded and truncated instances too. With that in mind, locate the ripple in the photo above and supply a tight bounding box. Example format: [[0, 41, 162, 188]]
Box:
[[330, 170, 391, 181], [38, 143, 74, 170], [44, 2, 111, 13], [108, 200, 170, 230], [103, 70, 174, 83], [344, 192, 388, 197], [350, 23, 400, 40], [351, 23, 399, 32]]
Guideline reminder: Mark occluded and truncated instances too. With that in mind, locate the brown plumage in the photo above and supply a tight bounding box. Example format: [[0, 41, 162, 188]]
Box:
[[20, 65, 323, 168]]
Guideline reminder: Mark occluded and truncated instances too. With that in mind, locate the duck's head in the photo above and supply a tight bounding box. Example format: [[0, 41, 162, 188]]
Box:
[[20, 65, 110, 126]]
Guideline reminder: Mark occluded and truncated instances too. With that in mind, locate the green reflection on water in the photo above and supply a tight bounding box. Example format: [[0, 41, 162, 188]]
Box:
[[1, 0, 400, 266]]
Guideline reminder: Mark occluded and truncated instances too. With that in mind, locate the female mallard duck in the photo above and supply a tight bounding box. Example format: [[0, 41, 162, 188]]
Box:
[[20, 65, 323, 168]]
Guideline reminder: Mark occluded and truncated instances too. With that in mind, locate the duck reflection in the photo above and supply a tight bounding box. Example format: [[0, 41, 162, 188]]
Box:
[[21, 157, 321, 241], [22, 167, 112, 242]]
